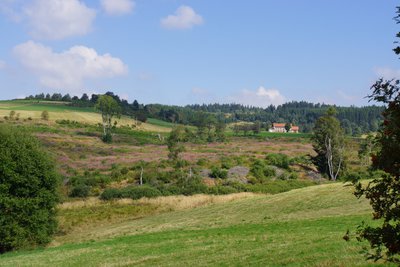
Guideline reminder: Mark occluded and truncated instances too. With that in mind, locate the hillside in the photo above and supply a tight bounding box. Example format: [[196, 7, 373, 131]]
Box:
[[0, 183, 391, 266], [0, 100, 172, 133]]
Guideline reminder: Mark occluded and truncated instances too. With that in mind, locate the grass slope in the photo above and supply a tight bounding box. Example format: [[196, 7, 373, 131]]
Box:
[[0, 100, 172, 133], [0, 183, 392, 266]]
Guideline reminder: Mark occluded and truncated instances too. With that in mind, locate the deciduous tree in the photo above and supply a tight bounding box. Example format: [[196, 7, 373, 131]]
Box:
[[312, 107, 345, 180], [0, 126, 59, 253], [95, 95, 121, 143], [352, 6, 400, 262]]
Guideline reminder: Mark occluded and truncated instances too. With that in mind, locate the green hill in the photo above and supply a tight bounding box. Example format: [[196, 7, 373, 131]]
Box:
[[0, 183, 391, 266], [0, 100, 172, 133]]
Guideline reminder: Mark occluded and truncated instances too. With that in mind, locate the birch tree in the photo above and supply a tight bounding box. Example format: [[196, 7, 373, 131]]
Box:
[[95, 95, 121, 143], [312, 107, 346, 180]]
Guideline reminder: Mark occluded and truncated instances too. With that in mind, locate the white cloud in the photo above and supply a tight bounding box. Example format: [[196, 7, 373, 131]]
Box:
[[229, 86, 286, 107], [13, 41, 128, 91], [374, 67, 400, 80], [161, 6, 203, 30], [101, 0, 135, 16], [23, 0, 96, 40]]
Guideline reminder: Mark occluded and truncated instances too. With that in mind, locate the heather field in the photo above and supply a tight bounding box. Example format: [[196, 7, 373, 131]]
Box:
[[0, 100, 385, 266]]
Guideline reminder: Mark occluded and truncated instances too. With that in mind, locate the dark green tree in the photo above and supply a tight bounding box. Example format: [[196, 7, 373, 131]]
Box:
[[352, 7, 400, 262], [0, 126, 59, 253], [95, 95, 121, 143], [167, 126, 186, 162], [312, 107, 346, 180], [285, 122, 291, 133], [215, 120, 227, 142], [253, 121, 261, 135]]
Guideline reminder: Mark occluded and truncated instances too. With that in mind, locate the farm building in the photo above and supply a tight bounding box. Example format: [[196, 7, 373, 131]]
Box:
[[269, 123, 300, 133]]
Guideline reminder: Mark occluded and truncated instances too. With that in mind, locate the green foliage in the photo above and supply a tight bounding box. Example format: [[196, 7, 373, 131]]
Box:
[[352, 14, 400, 261], [167, 126, 186, 162], [100, 186, 161, 200], [99, 188, 123, 200], [220, 156, 235, 169], [41, 110, 49, 121], [358, 134, 377, 166], [0, 125, 59, 253], [353, 60, 400, 261], [69, 184, 91, 198], [95, 95, 121, 143], [265, 153, 290, 169], [312, 107, 346, 180], [121, 186, 162, 200], [207, 185, 238, 195], [210, 167, 228, 179]]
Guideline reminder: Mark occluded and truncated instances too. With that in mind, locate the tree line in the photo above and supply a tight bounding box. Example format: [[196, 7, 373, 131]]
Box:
[[25, 92, 384, 135]]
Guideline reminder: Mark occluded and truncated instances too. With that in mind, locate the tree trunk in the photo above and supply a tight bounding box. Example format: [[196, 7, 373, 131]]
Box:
[[140, 166, 143, 186]]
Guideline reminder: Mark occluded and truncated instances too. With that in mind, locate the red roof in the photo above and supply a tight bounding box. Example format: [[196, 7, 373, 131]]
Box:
[[273, 123, 286, 128]]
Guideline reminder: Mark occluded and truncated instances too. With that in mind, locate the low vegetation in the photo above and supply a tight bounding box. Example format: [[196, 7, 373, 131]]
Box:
[[0, 183, 394, 266]]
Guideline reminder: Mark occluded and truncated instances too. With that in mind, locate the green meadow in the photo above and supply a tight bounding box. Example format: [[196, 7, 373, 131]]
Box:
[[0, 183, 390, 267]]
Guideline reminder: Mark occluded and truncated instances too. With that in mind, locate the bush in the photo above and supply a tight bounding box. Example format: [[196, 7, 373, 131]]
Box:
[[265, 153, 290, 169], [208, 186, 238, 195], [100, 188, 123, 200], [220, 156, 235, 169], [41, 110, 49, 121], [210, 166, 228, 179], [0, 125, 59, 253], [121, 185, 161, 200], [102, 132, 112, 143], [264, 166, 277, 177], [69, 184, 91, 198], [100, 186, 162, 200]]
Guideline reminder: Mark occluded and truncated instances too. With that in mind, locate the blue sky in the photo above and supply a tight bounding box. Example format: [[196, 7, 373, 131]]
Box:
[[0, 0, 398, 107]]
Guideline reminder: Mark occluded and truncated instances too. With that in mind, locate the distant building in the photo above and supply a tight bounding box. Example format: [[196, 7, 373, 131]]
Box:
[[269, 123, 286, 133], [289, 126, 299, 133], [269, 123, 299, 133]]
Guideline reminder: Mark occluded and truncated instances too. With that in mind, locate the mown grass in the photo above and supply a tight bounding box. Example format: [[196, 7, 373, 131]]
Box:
[[0, 100, 94, 112], [146, 118, 176, 128], [0, 100, 171, 133], [0, 183, 391, 266]]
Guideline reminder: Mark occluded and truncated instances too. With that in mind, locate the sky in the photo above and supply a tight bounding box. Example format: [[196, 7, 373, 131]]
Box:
[[0, 0, 399, 107]]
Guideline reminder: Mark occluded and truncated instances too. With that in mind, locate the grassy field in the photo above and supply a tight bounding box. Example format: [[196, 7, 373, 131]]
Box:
[[0, 183, 391, 266], [0, 100, 172, 133]]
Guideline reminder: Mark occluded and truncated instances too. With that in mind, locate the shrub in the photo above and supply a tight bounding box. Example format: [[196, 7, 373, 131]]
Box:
[[120, 167, 129, 175], [69, 184, 91, 198], [41, 110, 49, 121], [265, 153, 290, 169], [0, 125, 59, 253], [250, 160, 266, 179], [208, 186, 238, 195], [264, 166, 277, 177], [210, 166, 228, 179], [100, 186, 162, 200], [102, 132, 112, 143], [220, 156, 235, 169], [196, 158, 209, 166], [121, 185, 162, 200], [100, 188, 123, 200]]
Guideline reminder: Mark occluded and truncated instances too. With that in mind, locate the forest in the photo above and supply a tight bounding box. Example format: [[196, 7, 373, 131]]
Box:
[[26, 92, 384, 135]]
